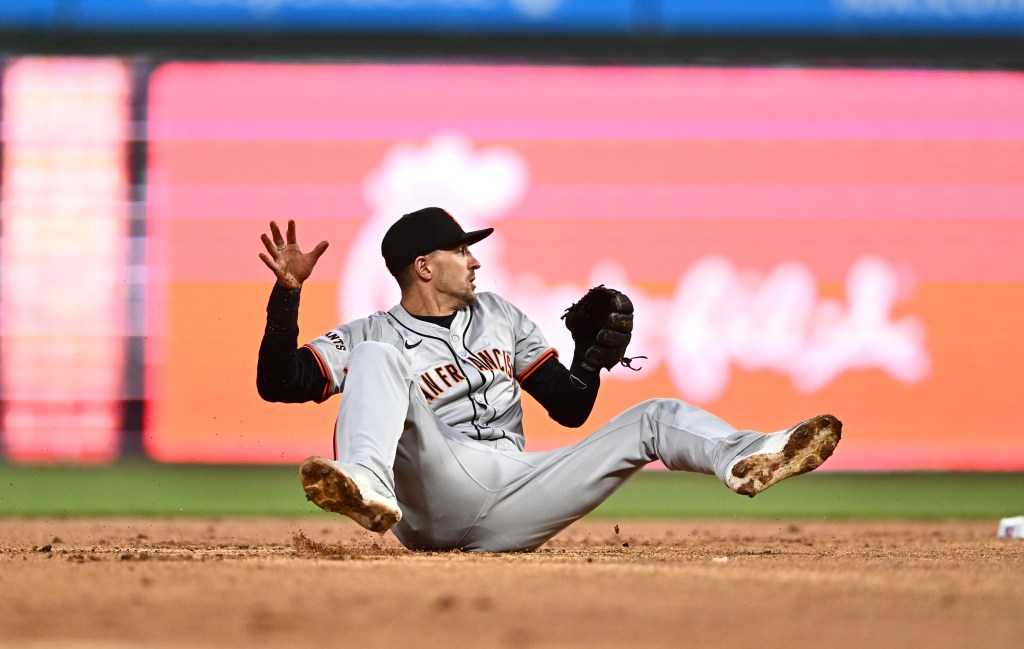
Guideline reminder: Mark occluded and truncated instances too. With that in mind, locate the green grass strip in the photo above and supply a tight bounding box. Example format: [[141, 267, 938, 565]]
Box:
[[0, 462, 311, 517], [1, 462, 1022, 519], [590, 471, 1024, 520]]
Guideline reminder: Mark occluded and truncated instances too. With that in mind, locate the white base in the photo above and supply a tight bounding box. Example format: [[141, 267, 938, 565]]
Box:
[[997, 516, 1024, 539]]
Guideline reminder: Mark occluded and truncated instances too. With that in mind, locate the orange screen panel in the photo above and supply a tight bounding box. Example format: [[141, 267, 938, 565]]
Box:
[[145, 63, 1024, 469]]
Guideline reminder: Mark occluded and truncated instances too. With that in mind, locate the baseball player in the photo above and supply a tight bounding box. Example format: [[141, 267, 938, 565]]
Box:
[[257, 207, 841, 552]]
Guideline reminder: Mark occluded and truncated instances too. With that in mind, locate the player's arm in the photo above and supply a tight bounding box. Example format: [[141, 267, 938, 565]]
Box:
[[256, 285, 330, 403], [520, 350, 600, 428], [256, 220, 331, 403]]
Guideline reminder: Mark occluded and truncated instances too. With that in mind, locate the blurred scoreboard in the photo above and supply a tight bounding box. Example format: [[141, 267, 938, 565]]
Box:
[[0, 59, 132, 463]]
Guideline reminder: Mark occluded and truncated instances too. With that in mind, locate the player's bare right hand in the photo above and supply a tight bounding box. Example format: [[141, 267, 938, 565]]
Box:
[[259, 220, 329, 289]]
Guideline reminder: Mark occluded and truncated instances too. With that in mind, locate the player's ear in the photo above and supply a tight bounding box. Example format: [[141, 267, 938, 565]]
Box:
[[412, 255, 433, 282]]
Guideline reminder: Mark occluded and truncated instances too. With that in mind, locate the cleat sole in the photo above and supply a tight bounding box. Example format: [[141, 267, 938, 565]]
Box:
[[729, 414, 842, 498], [299, 457, 401, 533]]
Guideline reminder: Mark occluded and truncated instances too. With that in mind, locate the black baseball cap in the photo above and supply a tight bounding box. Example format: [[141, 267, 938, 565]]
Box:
[[381, 207, 494, 275]]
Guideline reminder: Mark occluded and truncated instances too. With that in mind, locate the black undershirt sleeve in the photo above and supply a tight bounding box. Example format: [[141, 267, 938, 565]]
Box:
[[520, 348, 601, 428], [256, 284, 330, 404]]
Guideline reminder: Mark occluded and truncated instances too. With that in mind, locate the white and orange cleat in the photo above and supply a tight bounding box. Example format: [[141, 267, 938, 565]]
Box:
[[725, 414, 842, 498], [299, 457, 402, 533]]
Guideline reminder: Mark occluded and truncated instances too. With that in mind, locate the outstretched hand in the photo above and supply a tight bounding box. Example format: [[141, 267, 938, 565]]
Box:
[[259, 220, 329, 289]]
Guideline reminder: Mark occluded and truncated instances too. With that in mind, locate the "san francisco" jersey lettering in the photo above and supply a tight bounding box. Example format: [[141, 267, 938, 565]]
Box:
[[418, 347, 512, 404], [466, 348, 513, 377]]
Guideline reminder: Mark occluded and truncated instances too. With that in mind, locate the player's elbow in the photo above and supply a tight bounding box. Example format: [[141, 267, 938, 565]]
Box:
[[256, 374, 296, 403], [256, 376, 282, 402], [257, 373, 324, 404]]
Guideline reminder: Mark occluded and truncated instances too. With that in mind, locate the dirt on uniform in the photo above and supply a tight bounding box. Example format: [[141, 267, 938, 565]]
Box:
[[1, 518, 1022, 648]]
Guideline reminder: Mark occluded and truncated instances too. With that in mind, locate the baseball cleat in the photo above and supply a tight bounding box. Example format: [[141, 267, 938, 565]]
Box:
[[299, 456, 402, 533], [725, 414, 842, 498]]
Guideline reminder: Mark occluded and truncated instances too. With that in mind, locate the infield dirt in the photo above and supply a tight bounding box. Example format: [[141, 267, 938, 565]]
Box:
[[1, 518, 1022, 648]]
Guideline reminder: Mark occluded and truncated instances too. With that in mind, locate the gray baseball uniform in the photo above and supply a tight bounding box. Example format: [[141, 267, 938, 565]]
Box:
[[305, 291, 766, 552]]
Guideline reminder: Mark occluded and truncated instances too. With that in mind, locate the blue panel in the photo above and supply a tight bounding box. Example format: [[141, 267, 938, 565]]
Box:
[[72, 0, 636, 33], [0, 1, 60, 28], [661, 0, 1024, 36], [10, 0, 1024, 36]]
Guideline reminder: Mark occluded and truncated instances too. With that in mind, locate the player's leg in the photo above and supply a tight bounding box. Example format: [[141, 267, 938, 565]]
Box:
[[299, 340, 412, 532], [455, 398, 839, 551], [299, 339, 433, 533], [299, 340, 498, 549]]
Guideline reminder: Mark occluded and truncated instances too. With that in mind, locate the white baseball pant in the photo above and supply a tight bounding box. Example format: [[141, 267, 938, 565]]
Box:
[[335, 341, 766, 552]]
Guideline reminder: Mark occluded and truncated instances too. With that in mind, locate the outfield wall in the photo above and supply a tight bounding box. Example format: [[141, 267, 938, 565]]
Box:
[[1, 59, 1023, 469]]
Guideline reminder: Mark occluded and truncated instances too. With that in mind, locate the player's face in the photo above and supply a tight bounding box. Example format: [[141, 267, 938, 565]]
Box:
[[433, 244, 481, 309]]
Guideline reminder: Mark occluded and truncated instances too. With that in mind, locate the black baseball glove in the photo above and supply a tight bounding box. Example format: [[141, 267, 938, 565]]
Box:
[[561, 285, 644, 372]]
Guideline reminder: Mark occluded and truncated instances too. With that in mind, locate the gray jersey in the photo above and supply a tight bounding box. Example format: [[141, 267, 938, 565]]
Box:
[[305, 292, 556, 449]]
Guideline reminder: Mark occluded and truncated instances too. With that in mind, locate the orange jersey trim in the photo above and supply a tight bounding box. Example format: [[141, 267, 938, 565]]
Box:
[[302, 343, 333, 403], [516, 348, 558, 383]]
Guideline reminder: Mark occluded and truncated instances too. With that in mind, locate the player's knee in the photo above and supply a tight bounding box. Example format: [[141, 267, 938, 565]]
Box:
[[637, 398, 700, 435], [610, 398, 687, 434], [637, 397, 688, 418]]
